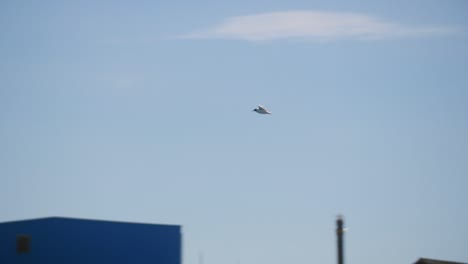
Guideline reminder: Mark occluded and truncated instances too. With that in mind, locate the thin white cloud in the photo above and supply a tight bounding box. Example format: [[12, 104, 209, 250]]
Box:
[[178, 10, 459, 41]]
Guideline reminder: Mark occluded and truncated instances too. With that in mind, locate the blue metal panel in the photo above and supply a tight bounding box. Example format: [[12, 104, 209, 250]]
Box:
[[0, 217, 181, 264]]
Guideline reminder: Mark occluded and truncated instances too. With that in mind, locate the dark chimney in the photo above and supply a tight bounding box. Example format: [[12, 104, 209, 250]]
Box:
[[336, 216, 345, 264]]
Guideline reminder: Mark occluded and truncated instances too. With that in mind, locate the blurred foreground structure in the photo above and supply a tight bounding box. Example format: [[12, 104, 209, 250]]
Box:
[[1, 217, 465, 264], [0, 217, 181, 264]]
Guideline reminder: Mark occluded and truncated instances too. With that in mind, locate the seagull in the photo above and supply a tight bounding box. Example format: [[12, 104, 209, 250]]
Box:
[[253, 105, 272, 115]]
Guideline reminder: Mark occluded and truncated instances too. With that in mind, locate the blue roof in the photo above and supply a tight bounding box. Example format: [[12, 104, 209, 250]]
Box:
[[0, 217, 182, 264], [0, 216, 180, 227]]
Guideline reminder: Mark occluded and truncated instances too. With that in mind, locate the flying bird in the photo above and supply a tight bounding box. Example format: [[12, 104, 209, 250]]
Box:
[[253, 105, 272, 115]]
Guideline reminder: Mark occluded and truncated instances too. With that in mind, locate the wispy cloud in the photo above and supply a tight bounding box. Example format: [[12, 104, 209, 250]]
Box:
[[177, 10, 459, 41]]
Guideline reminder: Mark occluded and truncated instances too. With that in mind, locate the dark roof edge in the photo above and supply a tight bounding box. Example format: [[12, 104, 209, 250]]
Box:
[[416, 258, 468, 264], [0, 216, 181, 228]]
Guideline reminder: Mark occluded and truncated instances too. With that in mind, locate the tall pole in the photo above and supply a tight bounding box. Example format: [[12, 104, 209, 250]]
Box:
[[336, 215, 345, 264]]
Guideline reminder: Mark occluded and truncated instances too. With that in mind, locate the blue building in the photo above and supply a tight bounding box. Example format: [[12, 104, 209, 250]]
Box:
[[0, 217, 182, 264]]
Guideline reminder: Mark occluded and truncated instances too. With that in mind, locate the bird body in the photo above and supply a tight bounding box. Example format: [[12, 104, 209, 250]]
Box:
[[253, 105, 272, 114]]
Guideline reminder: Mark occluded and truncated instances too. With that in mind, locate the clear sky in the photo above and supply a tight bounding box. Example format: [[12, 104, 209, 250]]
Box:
[[1, 1, 467, 264]]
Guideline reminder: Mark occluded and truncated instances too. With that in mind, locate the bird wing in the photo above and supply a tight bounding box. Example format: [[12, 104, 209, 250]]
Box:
[[258, 105, 266, 111]]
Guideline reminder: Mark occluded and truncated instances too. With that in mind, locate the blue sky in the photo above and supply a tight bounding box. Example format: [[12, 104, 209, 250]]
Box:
[[1, 1, 467, 264]]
